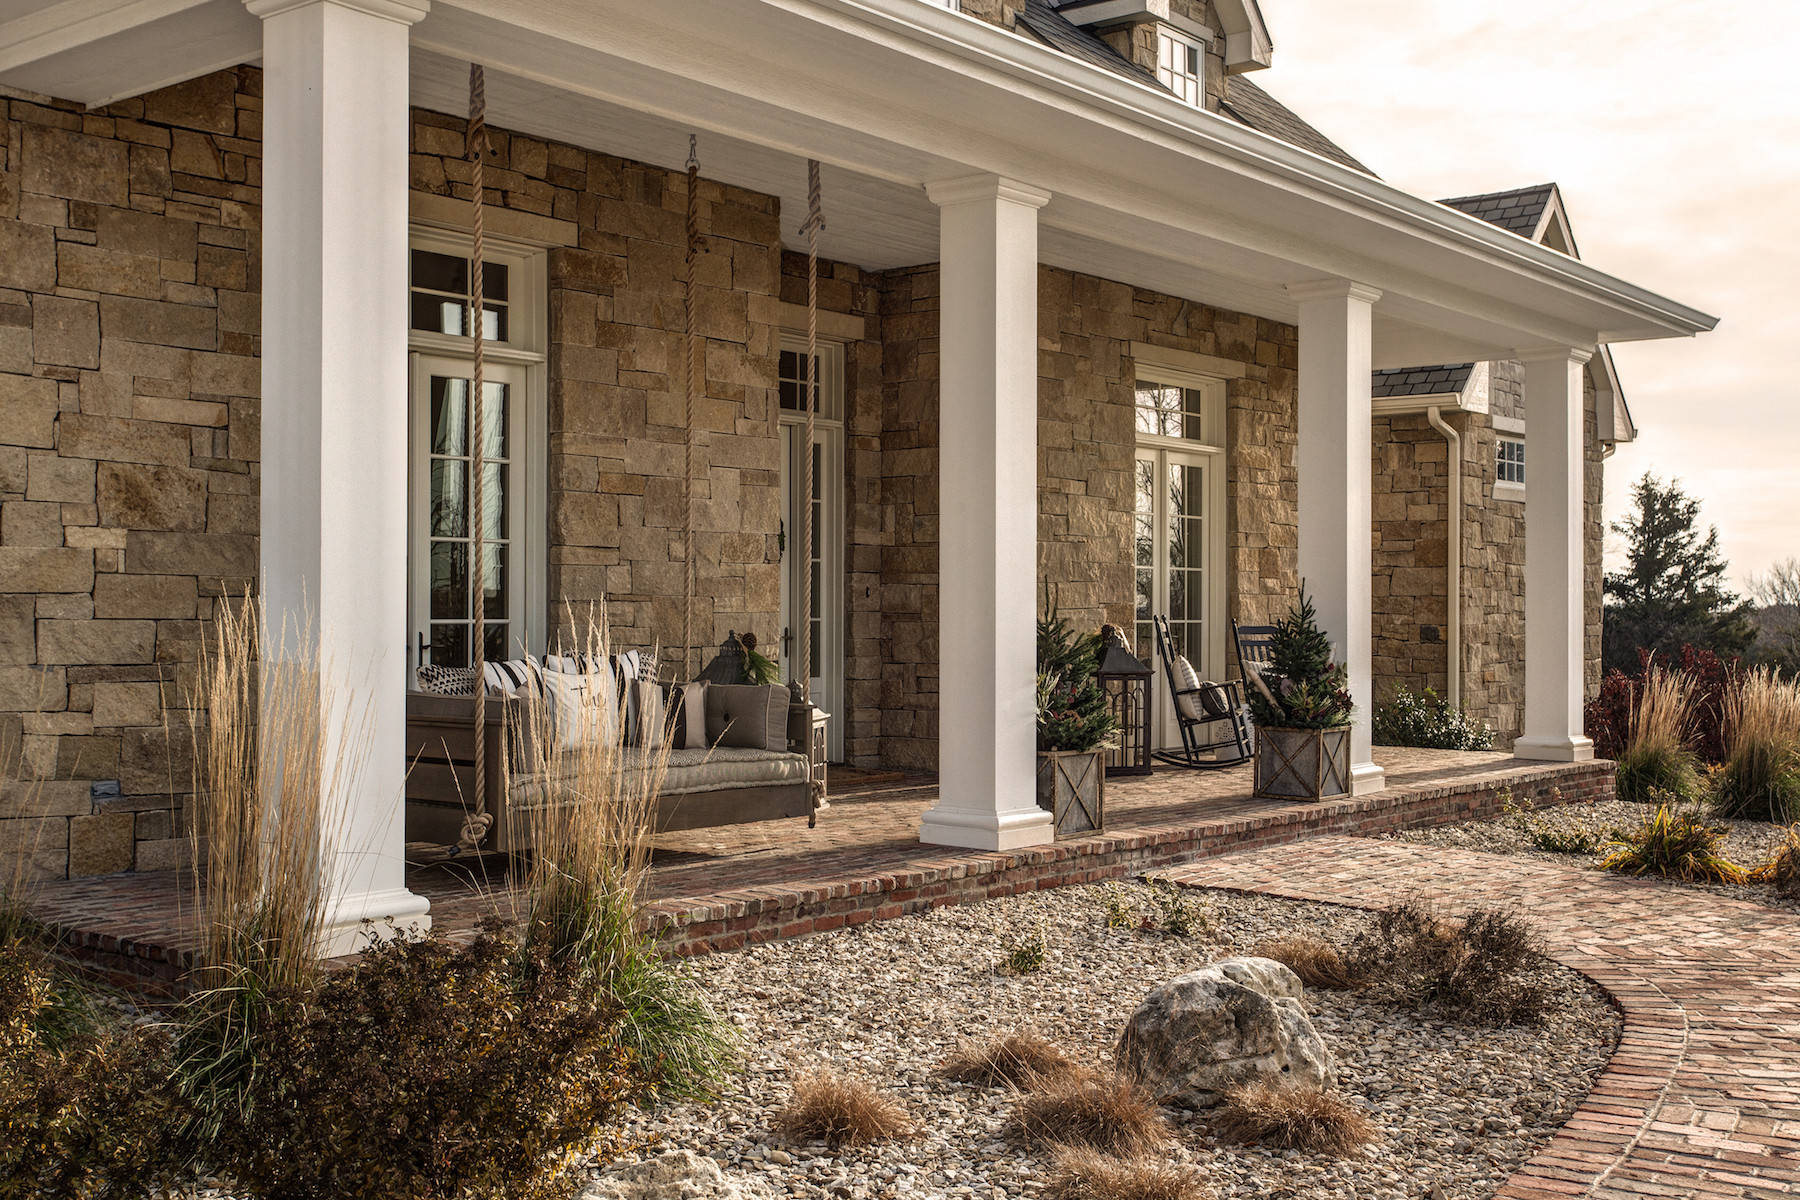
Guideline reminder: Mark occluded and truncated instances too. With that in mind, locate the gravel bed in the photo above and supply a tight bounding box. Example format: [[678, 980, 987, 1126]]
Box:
[[594, 882, 1620, 1200], [1384, 796, 1800, 915]]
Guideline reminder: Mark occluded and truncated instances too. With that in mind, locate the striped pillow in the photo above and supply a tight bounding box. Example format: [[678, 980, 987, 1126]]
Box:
[[482, 658, 541, 697]]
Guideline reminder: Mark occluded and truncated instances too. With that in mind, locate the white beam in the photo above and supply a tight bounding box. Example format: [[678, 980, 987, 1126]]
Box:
[[252, 0, 431, 953], [1291, 279, 1384, 795], [919, 174, 1056, 852], [1516, 348, 1596, 763]]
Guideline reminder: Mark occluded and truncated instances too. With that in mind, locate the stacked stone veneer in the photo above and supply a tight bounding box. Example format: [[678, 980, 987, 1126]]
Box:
[[0, 70, 261, 879], [876, 263, 1299, 769], [1371, 361, 1606, 745]]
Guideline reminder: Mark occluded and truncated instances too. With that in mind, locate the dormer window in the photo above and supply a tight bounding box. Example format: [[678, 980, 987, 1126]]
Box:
[[1156, 28, 1205, 107]]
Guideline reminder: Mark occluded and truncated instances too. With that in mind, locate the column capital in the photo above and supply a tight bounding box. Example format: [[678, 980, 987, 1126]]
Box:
[[246, 0, 429, 25], [924, 174, 1051, 211], [1286, 278, 1382, 306], [1515, 344, 1595, 366]]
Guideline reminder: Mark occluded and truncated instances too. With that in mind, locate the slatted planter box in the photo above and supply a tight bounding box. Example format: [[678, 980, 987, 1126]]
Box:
[[1037, 748, 1106, 836], [1253, 726, 1351, 801]]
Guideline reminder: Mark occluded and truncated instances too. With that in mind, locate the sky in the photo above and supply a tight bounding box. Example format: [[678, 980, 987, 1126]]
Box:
[[1261, 0, 1799, 593]]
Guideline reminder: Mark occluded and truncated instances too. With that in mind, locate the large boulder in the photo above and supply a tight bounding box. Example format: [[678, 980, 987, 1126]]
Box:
[[1114, 956, 1335, 1107], [578, 1150, 775, 1200]]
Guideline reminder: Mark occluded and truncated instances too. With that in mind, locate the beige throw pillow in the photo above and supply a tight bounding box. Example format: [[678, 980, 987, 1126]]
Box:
[[681, 681, 709, 751]]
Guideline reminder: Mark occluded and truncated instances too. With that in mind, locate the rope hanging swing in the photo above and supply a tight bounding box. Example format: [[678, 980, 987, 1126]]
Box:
[[681, 136, 703, 680], [458, 62, 494, 855], [799, 159, 824, 704]]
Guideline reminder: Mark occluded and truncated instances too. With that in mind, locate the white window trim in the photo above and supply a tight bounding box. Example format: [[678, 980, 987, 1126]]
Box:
[[1134, 367, 1229, 690], [1495, 432, 1526, 500], [406, 226, 549, 663], [1156, 26, 1207, 108]]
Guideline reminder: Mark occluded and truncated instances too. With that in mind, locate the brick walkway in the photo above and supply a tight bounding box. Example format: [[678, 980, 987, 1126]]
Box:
[[1159, 838, 1800, 1199]]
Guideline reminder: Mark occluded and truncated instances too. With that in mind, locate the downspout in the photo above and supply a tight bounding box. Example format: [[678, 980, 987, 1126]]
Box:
[[1426, 406, 1461, 708]]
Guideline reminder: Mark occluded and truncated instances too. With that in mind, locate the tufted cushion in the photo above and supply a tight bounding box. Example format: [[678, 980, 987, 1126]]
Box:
[[706, 684, 788, 751]]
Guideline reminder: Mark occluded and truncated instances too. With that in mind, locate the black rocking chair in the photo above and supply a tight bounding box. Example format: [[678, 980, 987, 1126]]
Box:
[[1150, 615, 1253, 769], [1232, 619, 1279, 683]]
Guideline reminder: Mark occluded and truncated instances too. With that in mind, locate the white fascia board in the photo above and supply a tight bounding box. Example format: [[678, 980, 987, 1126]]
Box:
[[775, 0, 1715, 341], [1215, 0, 1271, 72]]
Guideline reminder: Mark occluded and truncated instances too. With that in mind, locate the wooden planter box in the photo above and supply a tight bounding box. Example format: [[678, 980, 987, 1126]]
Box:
[[1037, 748, 1105, 837], [1253, 725, 1352, 801]]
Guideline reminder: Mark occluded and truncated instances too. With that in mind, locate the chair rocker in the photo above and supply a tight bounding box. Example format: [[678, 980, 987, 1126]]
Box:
[[1150, 615, 1253, 770]]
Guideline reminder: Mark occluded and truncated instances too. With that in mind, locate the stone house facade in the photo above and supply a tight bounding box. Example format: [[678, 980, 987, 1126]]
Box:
[[0, 0, 1638, 879]]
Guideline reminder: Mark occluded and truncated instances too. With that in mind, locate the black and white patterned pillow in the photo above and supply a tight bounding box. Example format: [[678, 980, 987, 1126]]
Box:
[[415, 664, 478, 696]]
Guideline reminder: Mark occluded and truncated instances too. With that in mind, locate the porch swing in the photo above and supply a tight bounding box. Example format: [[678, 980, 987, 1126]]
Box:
[[403, 67, 828, 856]]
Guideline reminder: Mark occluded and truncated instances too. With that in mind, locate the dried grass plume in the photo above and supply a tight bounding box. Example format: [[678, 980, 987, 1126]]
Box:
[[1044, 1147, 1211, 1200], [1212, 1082, 1375, 1156], [940, 1031, 1081, 1088], [1011, 1071, 1169, 1156], [776, 1069, 912, 1147]]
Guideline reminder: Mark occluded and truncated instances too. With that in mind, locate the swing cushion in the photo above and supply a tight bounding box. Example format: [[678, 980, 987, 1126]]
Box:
[[706, 684, 790, 751]]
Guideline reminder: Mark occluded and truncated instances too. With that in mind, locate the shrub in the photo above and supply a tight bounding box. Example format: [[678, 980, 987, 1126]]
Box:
[[1011, 1072, 1168, 1156], [777, 1070, 911, 1147], [1044, 1147, 1211, 1200], [1099, 884, 1138, 930], [1615, 664, 1705, 804], [1, 939, 188, 1198], [1755, 826, 1800, 897], [1251, 936, 1364, 991], [1000, 929, 1048, 975], [1146, 881, 1206, 938], [1601, 799, 1750, 884], [940, 1031, 1079, 1088], [1714, 668, 1800, 823], [1211, 1083, 1375, 1155], [217, 923, 637, 1200], [1371, 686, 1493, 750], [1347, 900, 1549, 1024], [1588, 647, 1739, 765]]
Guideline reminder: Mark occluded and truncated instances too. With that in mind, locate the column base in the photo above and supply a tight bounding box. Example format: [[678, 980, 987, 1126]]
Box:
[[920, 804, 1056, 852], [1513, 735, 1596, 763], [1351, 761, 1387, 795], [318, 886, 432, 958]]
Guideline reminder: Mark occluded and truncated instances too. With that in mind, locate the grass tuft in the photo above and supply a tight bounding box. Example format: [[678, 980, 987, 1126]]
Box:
[[1601, 797, 1750, 884], [1615, 664, 1704, 804], [1753, 825, 1800, 897], [999, 928, 1048, 975], [1011, 1071, 1169, 1156], [940, 1031, 1080, 1088], [1347, 899, 1549, 1024], [1715, 668, 1800, 823], [1044, 1147, 1211, 1200], [1212, 1082, 1376, 1155], [1251, 936, 1364, 991], [777, 1069, 911, 1147]]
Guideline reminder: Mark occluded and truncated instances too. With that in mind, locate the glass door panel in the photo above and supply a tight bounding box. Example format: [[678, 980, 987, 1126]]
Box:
[[1136, 445, 1219, 750]]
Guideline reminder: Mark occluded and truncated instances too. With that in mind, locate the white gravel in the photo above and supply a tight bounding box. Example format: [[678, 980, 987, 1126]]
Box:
[[597, 881, 1620, 1200], [1385, 795, 1800, 914]]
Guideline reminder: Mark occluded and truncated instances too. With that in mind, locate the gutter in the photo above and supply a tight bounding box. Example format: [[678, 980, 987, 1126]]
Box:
[[1425, 406, 1462, 707]]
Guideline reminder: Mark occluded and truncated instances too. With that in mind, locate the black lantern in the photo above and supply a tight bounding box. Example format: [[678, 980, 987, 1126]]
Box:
[[1096, 623, 1153, 777]]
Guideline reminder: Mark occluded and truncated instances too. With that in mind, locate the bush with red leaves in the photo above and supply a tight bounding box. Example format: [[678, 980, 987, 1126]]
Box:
[[1584, 645, 1741, 765]]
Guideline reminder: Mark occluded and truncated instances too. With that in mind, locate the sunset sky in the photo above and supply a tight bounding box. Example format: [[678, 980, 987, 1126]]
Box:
[[1263, 0, 1797, 591]]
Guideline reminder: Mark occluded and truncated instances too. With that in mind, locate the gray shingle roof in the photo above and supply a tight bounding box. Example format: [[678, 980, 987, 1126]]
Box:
[[1371, 364, 1474, 399], [1019, 1, 1373, 176], [1218, 76, 1374, 176], [1440, 183, 1556, 239]]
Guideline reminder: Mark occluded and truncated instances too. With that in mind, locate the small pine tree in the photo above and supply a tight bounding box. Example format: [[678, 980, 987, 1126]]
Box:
[[1245, 585, 1355, 729], [1036, 603, 1117, 753]]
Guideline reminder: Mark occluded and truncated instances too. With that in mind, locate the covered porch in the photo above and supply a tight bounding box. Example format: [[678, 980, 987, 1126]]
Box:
[[0, 0, 1712, 951]]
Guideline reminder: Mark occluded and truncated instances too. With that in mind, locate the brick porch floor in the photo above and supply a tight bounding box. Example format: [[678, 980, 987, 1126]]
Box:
[[1159, 838, 1800, 1200], [29, 747, 1612, 991]]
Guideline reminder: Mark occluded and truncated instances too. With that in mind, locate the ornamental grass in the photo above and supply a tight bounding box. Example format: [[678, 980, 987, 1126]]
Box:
[[1251, 935, 1365, 991], [1010, 1071, 1169, 1156], [1600, 797, 1750, 885], [1714, 668, 1800, 823], [1211, 1082, 1376, 1155], [940, 1030, 1081, 1089], [776, 1069, 912, 1147], [1614, 664, 1704, 805], [1754, 825, 1800, 897], [1044, 1147, 1212, 1200]]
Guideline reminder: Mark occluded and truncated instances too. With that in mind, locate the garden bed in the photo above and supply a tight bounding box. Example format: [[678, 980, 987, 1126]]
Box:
[[592, 881, 1619, 1200], [1385, 796, 1800, 915]]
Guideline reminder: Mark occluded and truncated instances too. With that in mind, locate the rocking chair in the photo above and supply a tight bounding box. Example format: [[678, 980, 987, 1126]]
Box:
[[1150, 615, 1253, 769]]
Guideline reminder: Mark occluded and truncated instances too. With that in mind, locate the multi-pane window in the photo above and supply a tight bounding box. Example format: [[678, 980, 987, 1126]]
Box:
[[410, 248, 510, 342], [1156, 29, 1206, 108], [424, 372, 512, 666], [1497, 436, 1526, 486], [1135, 382, 1211, 441]]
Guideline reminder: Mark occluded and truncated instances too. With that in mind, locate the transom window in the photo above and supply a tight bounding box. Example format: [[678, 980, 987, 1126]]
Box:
[[1497, 436, 1526, 486], [778, 348, 845, 420], [1135, 382, 1215, 442], [410, 248, 511, 342], [1156, 29, 1206, 108]]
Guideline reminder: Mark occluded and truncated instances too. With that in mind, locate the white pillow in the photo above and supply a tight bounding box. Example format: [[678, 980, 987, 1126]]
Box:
[[681, 681, 709, 751], [539, 667, 618, 751], [1173, 655, 1205, 722], [482, 658, 540, 698], [632, 679, 666, 749]]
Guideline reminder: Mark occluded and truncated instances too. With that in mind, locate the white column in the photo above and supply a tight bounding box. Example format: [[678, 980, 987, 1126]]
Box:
[[919, 175, 1055, 851], [1516, 348, 1596, 762], [250, 0, 431, 952], [1289, 280, 1385, 794]]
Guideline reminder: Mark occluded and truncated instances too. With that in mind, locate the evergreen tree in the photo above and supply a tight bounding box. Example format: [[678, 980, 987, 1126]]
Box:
[[1036, 604, 1117, 752], [1603, 473, 1756, 674], [1244, 586, 1354, 729]]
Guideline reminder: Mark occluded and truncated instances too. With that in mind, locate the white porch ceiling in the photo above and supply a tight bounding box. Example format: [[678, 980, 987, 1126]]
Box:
[[1, 0, 1717, 369]]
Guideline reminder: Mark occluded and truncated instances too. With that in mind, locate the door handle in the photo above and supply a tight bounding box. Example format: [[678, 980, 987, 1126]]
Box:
[[416, 631, 428, 668]]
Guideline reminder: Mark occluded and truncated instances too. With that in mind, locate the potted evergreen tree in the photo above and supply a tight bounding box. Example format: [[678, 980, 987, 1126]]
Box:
[[1243, 586, 1356, 801], [1036, 604, 1118, 836]]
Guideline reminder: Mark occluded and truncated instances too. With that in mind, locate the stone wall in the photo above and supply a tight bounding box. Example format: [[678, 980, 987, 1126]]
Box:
[[1371, 413, 1455, 698], [0, 69, 261, 879], [875, 262, 1296, 767], [1093, 0, 1228, 111], [957, 0, 1027, 29]]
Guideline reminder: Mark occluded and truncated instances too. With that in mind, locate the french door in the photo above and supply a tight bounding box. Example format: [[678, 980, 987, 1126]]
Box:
[[408, 353, 530, 669], [776, 340, 844, 760], [1135, 442, 1226, 750]]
